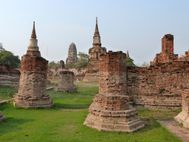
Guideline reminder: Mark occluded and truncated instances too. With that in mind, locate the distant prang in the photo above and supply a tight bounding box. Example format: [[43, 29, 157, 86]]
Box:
[[66, 42, 78, 65]]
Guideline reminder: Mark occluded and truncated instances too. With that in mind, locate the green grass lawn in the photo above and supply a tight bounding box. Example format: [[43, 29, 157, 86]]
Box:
[[0, 83, 182, 142], [0, 86, 16, 100]]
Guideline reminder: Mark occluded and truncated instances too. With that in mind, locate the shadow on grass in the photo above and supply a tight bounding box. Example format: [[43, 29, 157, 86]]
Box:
[[138, 117, 161, 133], [53, 102, 90, 110], [0, 103, 10, 111], [0, 117, 34, 136]]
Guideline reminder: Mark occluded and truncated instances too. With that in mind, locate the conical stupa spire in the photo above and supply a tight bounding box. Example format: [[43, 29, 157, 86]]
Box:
[[27, 21, 39, 53], [95, 17, 99, 34], [93, 17, 101, 46], [31, 21, 37, 39]]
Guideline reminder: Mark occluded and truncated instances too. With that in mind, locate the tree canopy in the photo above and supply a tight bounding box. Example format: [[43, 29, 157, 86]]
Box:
[[0, 51, 20, 68], [126, 56, 135, 67], [48, 61, 60, 69]]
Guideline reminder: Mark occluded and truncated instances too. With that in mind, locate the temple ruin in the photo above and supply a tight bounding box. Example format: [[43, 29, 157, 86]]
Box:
[[56, 60, 76, 92], [127, 34, 189, 110], [84, 51, 144, 132], [83, 18, 106, 82], [152, 34, 178, 64], [83, 33, 189, 110], [57, 70, 76, 92], [13, 22, 53, 108], [66, 42, 78, 65]]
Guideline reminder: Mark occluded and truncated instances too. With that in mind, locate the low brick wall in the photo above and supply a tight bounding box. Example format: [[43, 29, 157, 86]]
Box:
[[128, 61, 189, 110], [0, 65, 20, 87]]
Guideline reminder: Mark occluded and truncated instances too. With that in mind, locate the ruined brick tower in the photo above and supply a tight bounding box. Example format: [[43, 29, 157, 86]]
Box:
[[84, 51, 144, 132], [83, 18, 106, 82], [66, 42, 78, 65], [57, 70, 76, 92], [153, 34, 178, 64], [13, 22, 53, 108]]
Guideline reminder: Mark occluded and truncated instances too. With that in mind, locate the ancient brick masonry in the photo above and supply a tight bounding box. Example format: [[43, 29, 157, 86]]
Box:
[[55, 60, 76, 92], [153, 34, 178, 64], [13, 22, 53, 108], [57, 70, 76, 92], [175, 89, 189, 128], [0, 65, 20, 87], [83, 18, 106, 82], [84, 51, 144, 132], [126, 34, 189, 110], [127, 61, 189, 110]]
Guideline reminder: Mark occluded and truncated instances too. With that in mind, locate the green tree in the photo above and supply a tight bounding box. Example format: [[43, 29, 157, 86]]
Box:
[[0, 51, 20, 68], [48, 61, 60, 69], [126, 56, 135, 67], [75, 52, 89, 68]]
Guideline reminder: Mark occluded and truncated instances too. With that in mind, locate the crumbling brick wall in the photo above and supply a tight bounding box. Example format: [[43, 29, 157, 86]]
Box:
[[0, 65, 20, 87], [128, 61, 189, 109]]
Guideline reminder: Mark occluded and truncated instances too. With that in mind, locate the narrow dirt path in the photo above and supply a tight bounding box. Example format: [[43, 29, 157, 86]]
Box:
[[158, 120, 189, 142]]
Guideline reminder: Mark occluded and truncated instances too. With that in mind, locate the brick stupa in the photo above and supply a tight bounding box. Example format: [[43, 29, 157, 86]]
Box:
[[84, 51, 144, 132], [175, 89, 189, 128], [13, 22, 53, 108], [83, 18, 106, 82], [57, 60, 76, 92]]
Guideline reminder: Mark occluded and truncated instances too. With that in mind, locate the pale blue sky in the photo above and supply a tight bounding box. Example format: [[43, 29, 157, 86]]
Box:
[[0, 0, 189, 65]]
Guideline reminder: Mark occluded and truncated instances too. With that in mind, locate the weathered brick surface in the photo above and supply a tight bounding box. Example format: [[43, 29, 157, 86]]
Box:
[[0, 65, 20, 87], [13, 22, 53, 108], [84, 51, 144, 132], [175, 89, 189, 128], [14, 54, 53, 108], [84, 33, 189, 111], [83, 18, 106, 82], [57, 70, 76, 92], [128, 61, 189, 110], [21, 54, 47, 72], [153, 34, 178, 64], [83, 46, 106, 82], [126, 34, 189, 110]]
